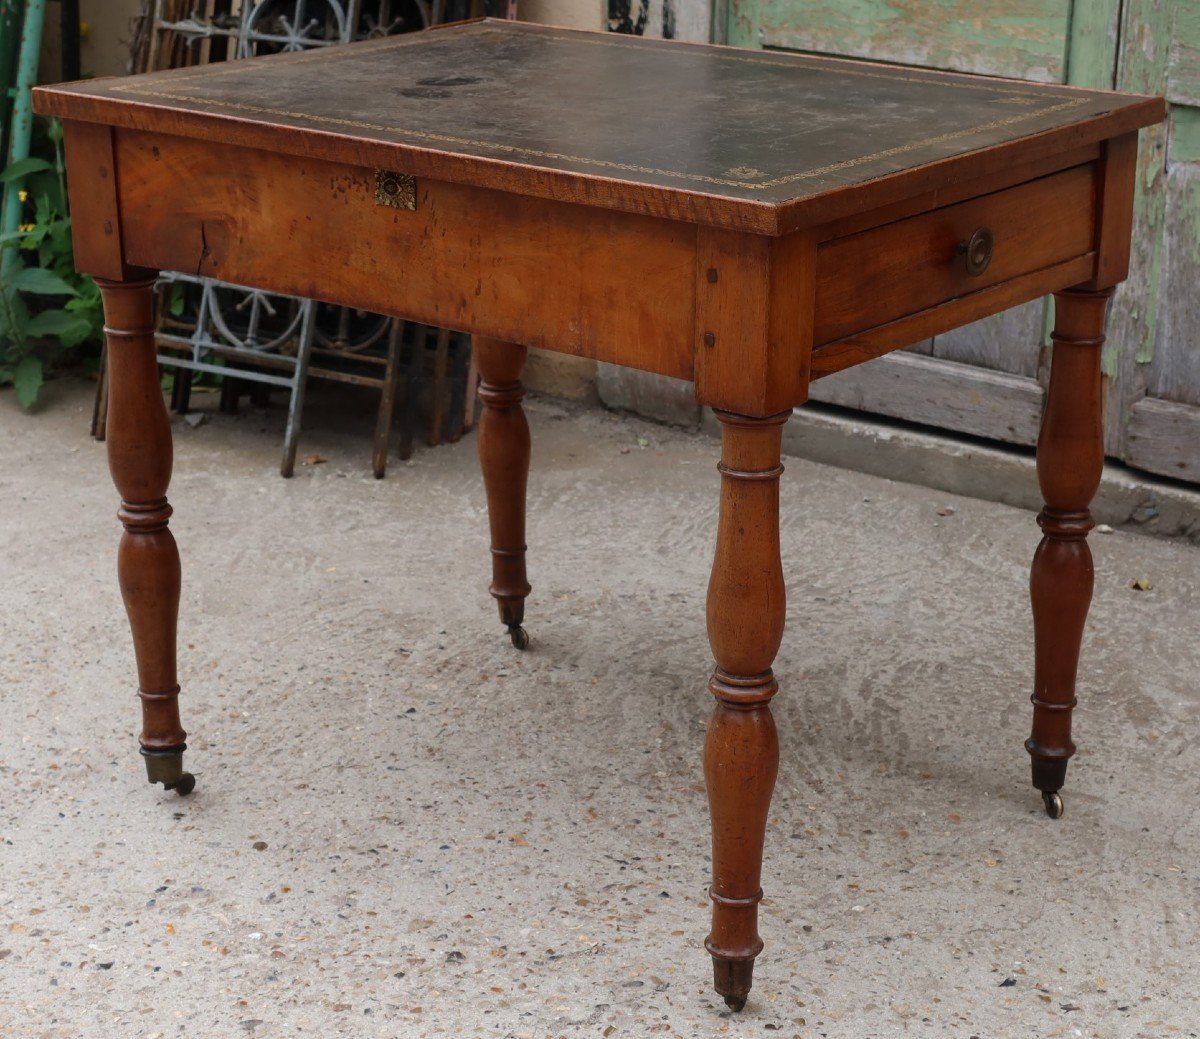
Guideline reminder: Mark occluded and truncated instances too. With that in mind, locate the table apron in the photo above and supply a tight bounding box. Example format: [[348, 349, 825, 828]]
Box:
[[63, 124, 1135, 416], [109, 128, 700, 382]]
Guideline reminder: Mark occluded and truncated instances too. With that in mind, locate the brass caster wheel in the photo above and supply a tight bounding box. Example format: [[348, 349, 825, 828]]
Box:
[[1042, 790, 1064, 819], [142, 745, 193, 796], [167, 773, 196, 797], [711, 956, 753, 1013], [508, 624, 529, 651]]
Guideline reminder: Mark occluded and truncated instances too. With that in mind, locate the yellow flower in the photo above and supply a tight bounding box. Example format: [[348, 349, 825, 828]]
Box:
[[19, 223, 34, 232], [18, 189, 28, 202]]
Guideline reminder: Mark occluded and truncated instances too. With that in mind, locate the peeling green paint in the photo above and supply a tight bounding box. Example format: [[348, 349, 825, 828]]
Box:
[[1177, 176, 1200, 267], [1168, 4, 1200, 105], [1064, 0, 1120, 88], [746, 0, 1072, 82], [1170, 106, 1200, 165], [725, 0, 761, 48], [1113, 2, 1171, 369], [1101, 344, 1119, 379], [1133, 130, 1167, 366]]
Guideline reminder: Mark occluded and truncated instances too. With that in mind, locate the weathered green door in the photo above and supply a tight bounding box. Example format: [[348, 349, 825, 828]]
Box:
[[1111, 1, 1200, 481], [725, 0, 1199, 483]]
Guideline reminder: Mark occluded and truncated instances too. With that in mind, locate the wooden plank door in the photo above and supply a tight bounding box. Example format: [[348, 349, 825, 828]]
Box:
[[1108, 1, 1200, 482], [724, 0, 1120, 448]]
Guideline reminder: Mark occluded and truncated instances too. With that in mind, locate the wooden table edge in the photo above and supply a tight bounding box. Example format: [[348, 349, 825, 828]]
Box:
[[32, 87, 1164, 239]]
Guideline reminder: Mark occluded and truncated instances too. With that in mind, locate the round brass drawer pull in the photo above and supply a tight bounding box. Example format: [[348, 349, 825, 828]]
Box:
[[959, 227, 994, 276]]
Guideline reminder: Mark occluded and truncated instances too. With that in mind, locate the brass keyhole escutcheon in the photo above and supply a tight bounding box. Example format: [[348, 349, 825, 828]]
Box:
[[960, 226, 994, 277], [374, 169, 417, 210]]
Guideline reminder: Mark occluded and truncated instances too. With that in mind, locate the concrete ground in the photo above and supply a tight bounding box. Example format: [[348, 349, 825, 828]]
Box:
[[2, 377, 1199, 1039]]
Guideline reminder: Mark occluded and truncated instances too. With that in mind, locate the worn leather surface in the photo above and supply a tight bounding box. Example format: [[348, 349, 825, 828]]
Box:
[[44, 20, 1151, 206]]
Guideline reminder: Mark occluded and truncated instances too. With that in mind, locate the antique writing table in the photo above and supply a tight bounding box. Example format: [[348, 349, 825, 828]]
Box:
[[34, 21, 1163, 1012]]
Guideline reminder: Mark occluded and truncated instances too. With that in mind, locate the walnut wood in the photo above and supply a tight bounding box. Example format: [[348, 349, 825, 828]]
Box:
[[815, 164, 1096, 347], [1026, 286, 1112, 798], [810, 253, 1096, 379], [1086, 133, 1138, 291], [61, 122, 132, 282], [694, 228, 816, 416], [97, 277, 188, 763], [475, 337, 531, 631], [704, 410, 788, 1011], [108, 129, 696, 383]]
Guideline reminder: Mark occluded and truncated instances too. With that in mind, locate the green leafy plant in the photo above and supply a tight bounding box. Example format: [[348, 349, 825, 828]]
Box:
[[0, 118, 103, 409]]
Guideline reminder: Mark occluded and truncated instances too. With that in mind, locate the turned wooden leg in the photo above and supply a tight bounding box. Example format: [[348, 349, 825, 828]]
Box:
[[475, 336, 532, 650], [98, 276, 194, 797], [704, 409, 788, 1011], [1026, 285, 1111, 819]]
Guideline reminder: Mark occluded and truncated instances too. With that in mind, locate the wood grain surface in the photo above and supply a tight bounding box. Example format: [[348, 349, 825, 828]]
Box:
[[814, 164, 1096, 345], [110, 130, 698, 381]]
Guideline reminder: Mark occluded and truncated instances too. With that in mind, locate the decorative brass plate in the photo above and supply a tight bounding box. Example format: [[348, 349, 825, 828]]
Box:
[[375, 169, 416, 210]]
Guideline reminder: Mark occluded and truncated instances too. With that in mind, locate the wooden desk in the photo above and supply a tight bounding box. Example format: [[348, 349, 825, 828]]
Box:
[[34, 21, 1164, 1012]]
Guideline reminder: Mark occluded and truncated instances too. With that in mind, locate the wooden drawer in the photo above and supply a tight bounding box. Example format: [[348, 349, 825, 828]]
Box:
[[813, 164, 1097, 346]]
